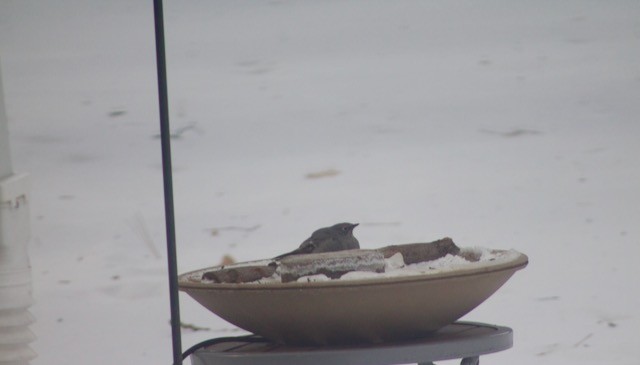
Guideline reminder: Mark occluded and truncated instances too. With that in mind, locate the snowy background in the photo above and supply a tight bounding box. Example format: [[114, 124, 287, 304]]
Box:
[[1, 1, 639, 364]]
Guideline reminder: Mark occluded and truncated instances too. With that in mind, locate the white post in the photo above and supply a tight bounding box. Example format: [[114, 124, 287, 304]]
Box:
[[0, 57, 13, 180], [0, 57, 36, 364]]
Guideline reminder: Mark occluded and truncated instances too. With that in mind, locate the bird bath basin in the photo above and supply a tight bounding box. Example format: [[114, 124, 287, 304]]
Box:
[[178, 241, 528, 345]]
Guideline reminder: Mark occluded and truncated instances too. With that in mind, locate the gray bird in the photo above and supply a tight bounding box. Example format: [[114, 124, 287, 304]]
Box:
[[275, 222, 360, 259]]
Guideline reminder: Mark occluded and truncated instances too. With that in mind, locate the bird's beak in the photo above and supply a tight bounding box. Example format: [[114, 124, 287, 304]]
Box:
[[351, 223, 359, 229]]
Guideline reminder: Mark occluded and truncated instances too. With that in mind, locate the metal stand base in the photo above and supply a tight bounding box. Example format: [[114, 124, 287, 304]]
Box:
[[190, 322, 512, 365]]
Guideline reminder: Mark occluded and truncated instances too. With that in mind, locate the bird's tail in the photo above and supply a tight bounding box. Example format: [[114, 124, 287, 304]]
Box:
[[273, 245, 314, 260], [273, 251, 293, 260]]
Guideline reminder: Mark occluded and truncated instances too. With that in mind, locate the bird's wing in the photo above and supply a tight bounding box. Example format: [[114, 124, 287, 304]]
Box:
[[298, 238, 317, 252]]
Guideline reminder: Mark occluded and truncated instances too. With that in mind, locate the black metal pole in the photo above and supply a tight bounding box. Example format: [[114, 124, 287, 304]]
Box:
[[152, 0, 183, 364]]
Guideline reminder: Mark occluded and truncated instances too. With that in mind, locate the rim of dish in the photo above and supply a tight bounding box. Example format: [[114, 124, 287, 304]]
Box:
[[178, 249, 528, 291]]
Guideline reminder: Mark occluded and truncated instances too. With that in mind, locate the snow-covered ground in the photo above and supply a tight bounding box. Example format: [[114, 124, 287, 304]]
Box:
[[1, 1, 639, 364]]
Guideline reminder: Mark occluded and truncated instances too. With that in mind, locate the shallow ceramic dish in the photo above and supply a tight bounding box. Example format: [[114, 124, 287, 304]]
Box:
[[178, 249, 528, 345]]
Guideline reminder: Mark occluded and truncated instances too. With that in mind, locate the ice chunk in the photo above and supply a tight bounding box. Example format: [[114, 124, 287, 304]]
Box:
[[278, 249, 385, 283]]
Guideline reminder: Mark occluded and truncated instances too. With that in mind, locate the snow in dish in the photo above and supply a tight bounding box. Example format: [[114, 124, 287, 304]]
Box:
[[192, 247, 521, 284], [286, 247, 520, 283], [339, 247, 519, 282]]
